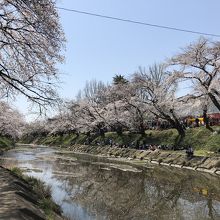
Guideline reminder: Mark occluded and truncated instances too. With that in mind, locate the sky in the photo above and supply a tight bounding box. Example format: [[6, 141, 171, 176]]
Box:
[[14, 0, 220, 120]]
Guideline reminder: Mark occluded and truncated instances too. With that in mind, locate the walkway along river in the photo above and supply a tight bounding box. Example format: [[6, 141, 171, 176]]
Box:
[[1, 145, 220, 220]]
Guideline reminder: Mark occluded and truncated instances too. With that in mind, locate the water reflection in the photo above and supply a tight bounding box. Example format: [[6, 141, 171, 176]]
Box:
[[1, 147, 220, 220]]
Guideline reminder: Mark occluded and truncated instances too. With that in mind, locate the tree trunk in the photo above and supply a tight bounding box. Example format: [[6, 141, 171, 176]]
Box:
[[138, 122, 145, 135], [116, 127, 122, 135], [99, 128, 105, 137], [169, 110, 185, 148], [208, 92, 220, 111], [175, 123, 185, 141], [203, 108, 214, 132]]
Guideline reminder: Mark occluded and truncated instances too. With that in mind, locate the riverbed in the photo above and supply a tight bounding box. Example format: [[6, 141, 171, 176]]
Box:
[[1, 145, 220, 220]]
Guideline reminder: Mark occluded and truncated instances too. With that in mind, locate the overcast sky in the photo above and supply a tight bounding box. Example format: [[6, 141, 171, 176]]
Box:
[[14, 0, 220, 120]]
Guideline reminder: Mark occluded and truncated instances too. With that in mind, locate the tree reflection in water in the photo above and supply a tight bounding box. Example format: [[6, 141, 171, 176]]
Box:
[[54, 156, 220, 220], [1, 148, 220, 220]]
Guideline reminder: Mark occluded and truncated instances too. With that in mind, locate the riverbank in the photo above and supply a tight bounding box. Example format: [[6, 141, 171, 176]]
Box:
[[21, 126, 220, 153], [0, 135, 15, 154], [61, 144, 220, 176], [20, 126, 220, 176], [0, 166, 64, 220], [0, 138, 65, 220]]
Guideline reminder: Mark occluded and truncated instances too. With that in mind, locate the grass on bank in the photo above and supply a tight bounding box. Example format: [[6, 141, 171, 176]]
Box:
[[0, 135, 14, 152], [10, 167, 60, 220], [21, 126, 220, 154]]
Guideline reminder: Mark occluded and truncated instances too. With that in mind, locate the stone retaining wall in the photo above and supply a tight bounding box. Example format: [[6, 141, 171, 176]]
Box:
[[69, 145, 220, 175]]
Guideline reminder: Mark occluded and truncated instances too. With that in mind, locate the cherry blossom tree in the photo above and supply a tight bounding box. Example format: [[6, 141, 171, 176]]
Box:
[[72, 100, 101, 133], [132, 64, 186, 145], [23, 120, 49, 139], [74, 80, 109, 134], [78, 80, 108, 103], [104, 82, 148, 134], [170, 38, 220, 112], [0, 0, 65, 109], [102, 79, 133, 134], [0, 101, 24, 139]]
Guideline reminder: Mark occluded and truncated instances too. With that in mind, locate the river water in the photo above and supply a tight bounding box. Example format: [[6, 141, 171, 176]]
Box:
[[1, 145, 220, 220]]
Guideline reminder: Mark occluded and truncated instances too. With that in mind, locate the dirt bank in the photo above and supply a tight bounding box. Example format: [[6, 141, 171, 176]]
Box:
[[0, 166, 64, 220]]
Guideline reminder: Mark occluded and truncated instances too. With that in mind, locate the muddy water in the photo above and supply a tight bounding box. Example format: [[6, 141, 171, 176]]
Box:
[[1, 146, 220, 220]]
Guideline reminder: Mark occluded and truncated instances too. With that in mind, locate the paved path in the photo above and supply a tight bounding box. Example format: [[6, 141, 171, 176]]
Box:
[[0, 166, 63, 220]]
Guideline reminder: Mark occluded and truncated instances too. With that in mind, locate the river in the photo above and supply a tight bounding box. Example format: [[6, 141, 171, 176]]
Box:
[[1, 145, 220, 220]]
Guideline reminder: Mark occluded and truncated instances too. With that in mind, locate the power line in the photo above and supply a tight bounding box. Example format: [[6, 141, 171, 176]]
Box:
[[56, 6, 220, 38]]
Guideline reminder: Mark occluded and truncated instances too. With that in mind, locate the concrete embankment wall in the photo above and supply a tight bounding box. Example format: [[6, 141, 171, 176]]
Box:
[[68, 145, 220, 175], [0, 166, 63, 220]]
